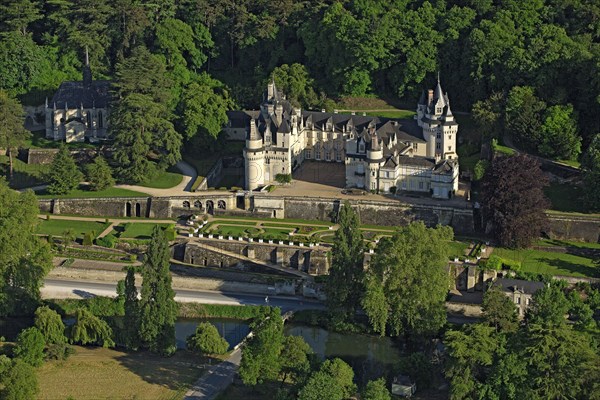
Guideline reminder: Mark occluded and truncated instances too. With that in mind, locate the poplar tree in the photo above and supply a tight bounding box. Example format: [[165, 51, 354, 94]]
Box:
[[326, 201, 365, 319], [122, 267, 140, 350], [139, 226, 177, 356]]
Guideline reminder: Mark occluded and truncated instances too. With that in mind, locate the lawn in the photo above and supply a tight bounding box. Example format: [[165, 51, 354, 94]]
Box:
[[36, 185, 148, 199], [544, 182, 588, 213], [537, 239, 600, 250], [138, 170, 183, 189], [23, 130, 97, 149], [117, 222, 175, 239], [492, 247, 599, 278], [0, 155, 49, 188], [448, 241, 469, 258], [37, 219, 109, 239], [37, 346, 204, 400], [365, 110, 416, 119]]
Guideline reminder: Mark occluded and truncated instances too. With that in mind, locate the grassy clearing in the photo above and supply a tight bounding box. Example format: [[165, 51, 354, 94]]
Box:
[[138, 170, 183, 189], [493, 143, 516, 156], [36, 346, 204, 400], [0, 155, 49, 188], [37, 185, 148, 199], [492, 247, 599, 278], [365, 110, 415, 119], [448, 241, 469, 258], [37, 219, 109, 239], [557, 159, 581, 168], [23, 130, 97, 149], [537, 239, 600, 250], [117, 222, 174, 239], [544, 182, 588, 213]]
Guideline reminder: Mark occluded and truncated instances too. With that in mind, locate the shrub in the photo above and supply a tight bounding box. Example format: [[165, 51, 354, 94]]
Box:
[[96, 234, 116, 248], [82, 231, 94, 246], [164, 228, 176, 241], [484, 255, 503, 270], [14, 327, 45, 367], [45, 343, 74, 361], [473, 159, 490, 181], [275, 173, 292, 184], [186, 322, 229, 355]]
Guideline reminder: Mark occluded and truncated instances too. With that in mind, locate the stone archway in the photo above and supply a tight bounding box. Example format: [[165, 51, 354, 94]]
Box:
[[218, 200, 226, 210], [135, 203, 141, 217], [126, 202, 132, 217], [194, 200, 202, 208], [183, 200, 190, 208], [206, 200, 214, 215]]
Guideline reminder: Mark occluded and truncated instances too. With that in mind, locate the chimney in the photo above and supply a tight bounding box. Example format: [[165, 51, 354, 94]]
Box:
[[427, 89, 434, 105]]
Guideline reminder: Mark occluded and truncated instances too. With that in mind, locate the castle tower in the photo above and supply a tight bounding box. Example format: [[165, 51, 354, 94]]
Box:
[[366, 130, 383, 191], [244, 119, 265, 190]]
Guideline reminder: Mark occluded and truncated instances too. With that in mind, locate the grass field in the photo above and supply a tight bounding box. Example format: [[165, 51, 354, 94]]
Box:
[[139, 170, 183, 189], [0, 155, 49, 188], [365, 110, 415, 119], [493, 246, 599, 278], [37, 346, 204, 400], [37, 185, 148, 199], [448, 241, 469, 258], [37, 219, 109, 239], [117, 222, 174, 239]]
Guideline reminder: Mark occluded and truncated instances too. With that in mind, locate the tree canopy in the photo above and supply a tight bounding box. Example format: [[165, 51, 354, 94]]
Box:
[[46, 146, 83, 195], [362, 222, 452, 337]]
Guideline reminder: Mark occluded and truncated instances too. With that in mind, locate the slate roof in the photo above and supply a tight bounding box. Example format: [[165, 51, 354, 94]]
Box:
[[51, 80, 111, 109], [397, 155, 435, 168], [492, 278, 545, 295]]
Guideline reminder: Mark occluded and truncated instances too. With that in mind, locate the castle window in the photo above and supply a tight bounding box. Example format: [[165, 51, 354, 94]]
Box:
[[413, 143, 417, 150], [306, 149, 312, 159], [449, 135, 452, 140], [436, 132, 441, 139], [448, 146, 451, 151], [359, 143, 365, 153], [86, 113, 91, 128], [436, 143, 441, 149], [98, 111, 103, 128], [335, 151, 341, 161], [315, 148, 321, 160], [419, 182, 424, 189]]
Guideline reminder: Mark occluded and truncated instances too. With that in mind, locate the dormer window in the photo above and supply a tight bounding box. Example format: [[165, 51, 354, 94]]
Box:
[[359, 143, 365, 153]]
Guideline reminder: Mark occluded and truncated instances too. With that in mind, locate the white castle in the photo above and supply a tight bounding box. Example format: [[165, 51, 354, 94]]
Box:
[[225, 79, 459, 199]]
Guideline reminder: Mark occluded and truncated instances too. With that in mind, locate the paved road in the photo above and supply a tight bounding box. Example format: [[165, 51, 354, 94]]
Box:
[[184, 348, 242, 400], [42, 278, 325, 313]]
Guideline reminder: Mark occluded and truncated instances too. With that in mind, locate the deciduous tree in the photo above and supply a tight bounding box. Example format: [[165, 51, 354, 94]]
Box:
[[0, 359, 39, 400], [482, 154, 549, 248], [363, 378, 391, 400], [482, 288, 518, 333], [539, 104, 581, 160], [298, 358, 356, 400], [13, 327, 45, 367], [0, 180, 52, 316], [69, 308, 115, 348], [139, 225, 177, 356], [186, 322, 229, 355], [46, 146, 83, 195], [34, 306, 66, 345], [362, 222, 451, 336], [326, 201, 364, 320], [280, 335, 312, 385]]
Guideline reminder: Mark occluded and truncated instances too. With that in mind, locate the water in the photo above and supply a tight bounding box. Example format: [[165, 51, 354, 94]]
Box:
[[285, 324, 400, 385], [175, 318, 250, 350]]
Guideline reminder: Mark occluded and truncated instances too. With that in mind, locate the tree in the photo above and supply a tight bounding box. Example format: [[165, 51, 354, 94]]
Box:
[[525, 285, 570, 329], [505, 86, 546, 152], [0, 0, 41, 35], [472, 93, 505, 138], [34, 306, 66, 345], [178, 73, 233, 147], [138, 225, 177, 355], [122, 267, 140, 350], [86, 156, 115, 191], [271, 64, 319, 108], [187, 322, 229, 355], [46, 146, 83, 195], [581, 133, 600, 211], [298, 358, 356, 400], [0, 180, 52, 316], [363, 378, 391, 400], [326, 201, 364, 319], [362, 222, 451, 336], [539, 104, 581, 160], [239, 307, 284, 386], [13, 327, 45, 367], [0, 90, 30, 178], [444, 324, 504, 400], [70, 308, 115, 348], [111, 46, 182, 183], [482, 154, 549, 248], [280, 335, 312, 385], [0, 359, 39, 400], [482, 288, 518, 333]]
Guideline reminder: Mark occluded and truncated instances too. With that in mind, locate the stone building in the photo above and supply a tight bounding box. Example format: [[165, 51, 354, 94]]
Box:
[[491, 278, 545, 317], [45, 50, 110, 143], [226, 79, 459, 198]]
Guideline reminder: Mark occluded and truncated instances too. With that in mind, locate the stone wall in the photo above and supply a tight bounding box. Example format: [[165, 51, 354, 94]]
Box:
[[195, 159, 223, 191], [182, 239, 330, 275], [546, 214, 600, 243], [22, 148, 105, 165]]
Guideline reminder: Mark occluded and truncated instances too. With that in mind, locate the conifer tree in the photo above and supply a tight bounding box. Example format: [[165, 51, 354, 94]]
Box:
[[86, 156, 115, 191], [139, 226, 177, 356], [326, 201, 364, 319], [122, 267, 140, 350], [46, 146, 83, 195]]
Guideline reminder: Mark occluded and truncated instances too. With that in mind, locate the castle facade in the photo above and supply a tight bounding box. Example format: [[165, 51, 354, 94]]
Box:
[[225, 80, 459, 199]]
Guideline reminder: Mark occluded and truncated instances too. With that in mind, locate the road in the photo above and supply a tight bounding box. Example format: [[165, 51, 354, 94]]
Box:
[[42, 278, 325, 313]]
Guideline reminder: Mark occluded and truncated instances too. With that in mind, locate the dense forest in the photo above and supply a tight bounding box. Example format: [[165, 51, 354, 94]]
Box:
[[1, 0, 598, 169]]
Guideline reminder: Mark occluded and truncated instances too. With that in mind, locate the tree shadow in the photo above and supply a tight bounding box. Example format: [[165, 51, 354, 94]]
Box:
[[537, 257, 599, 278], [115, 349, 206, 391], [72, 289, 97, 299]]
